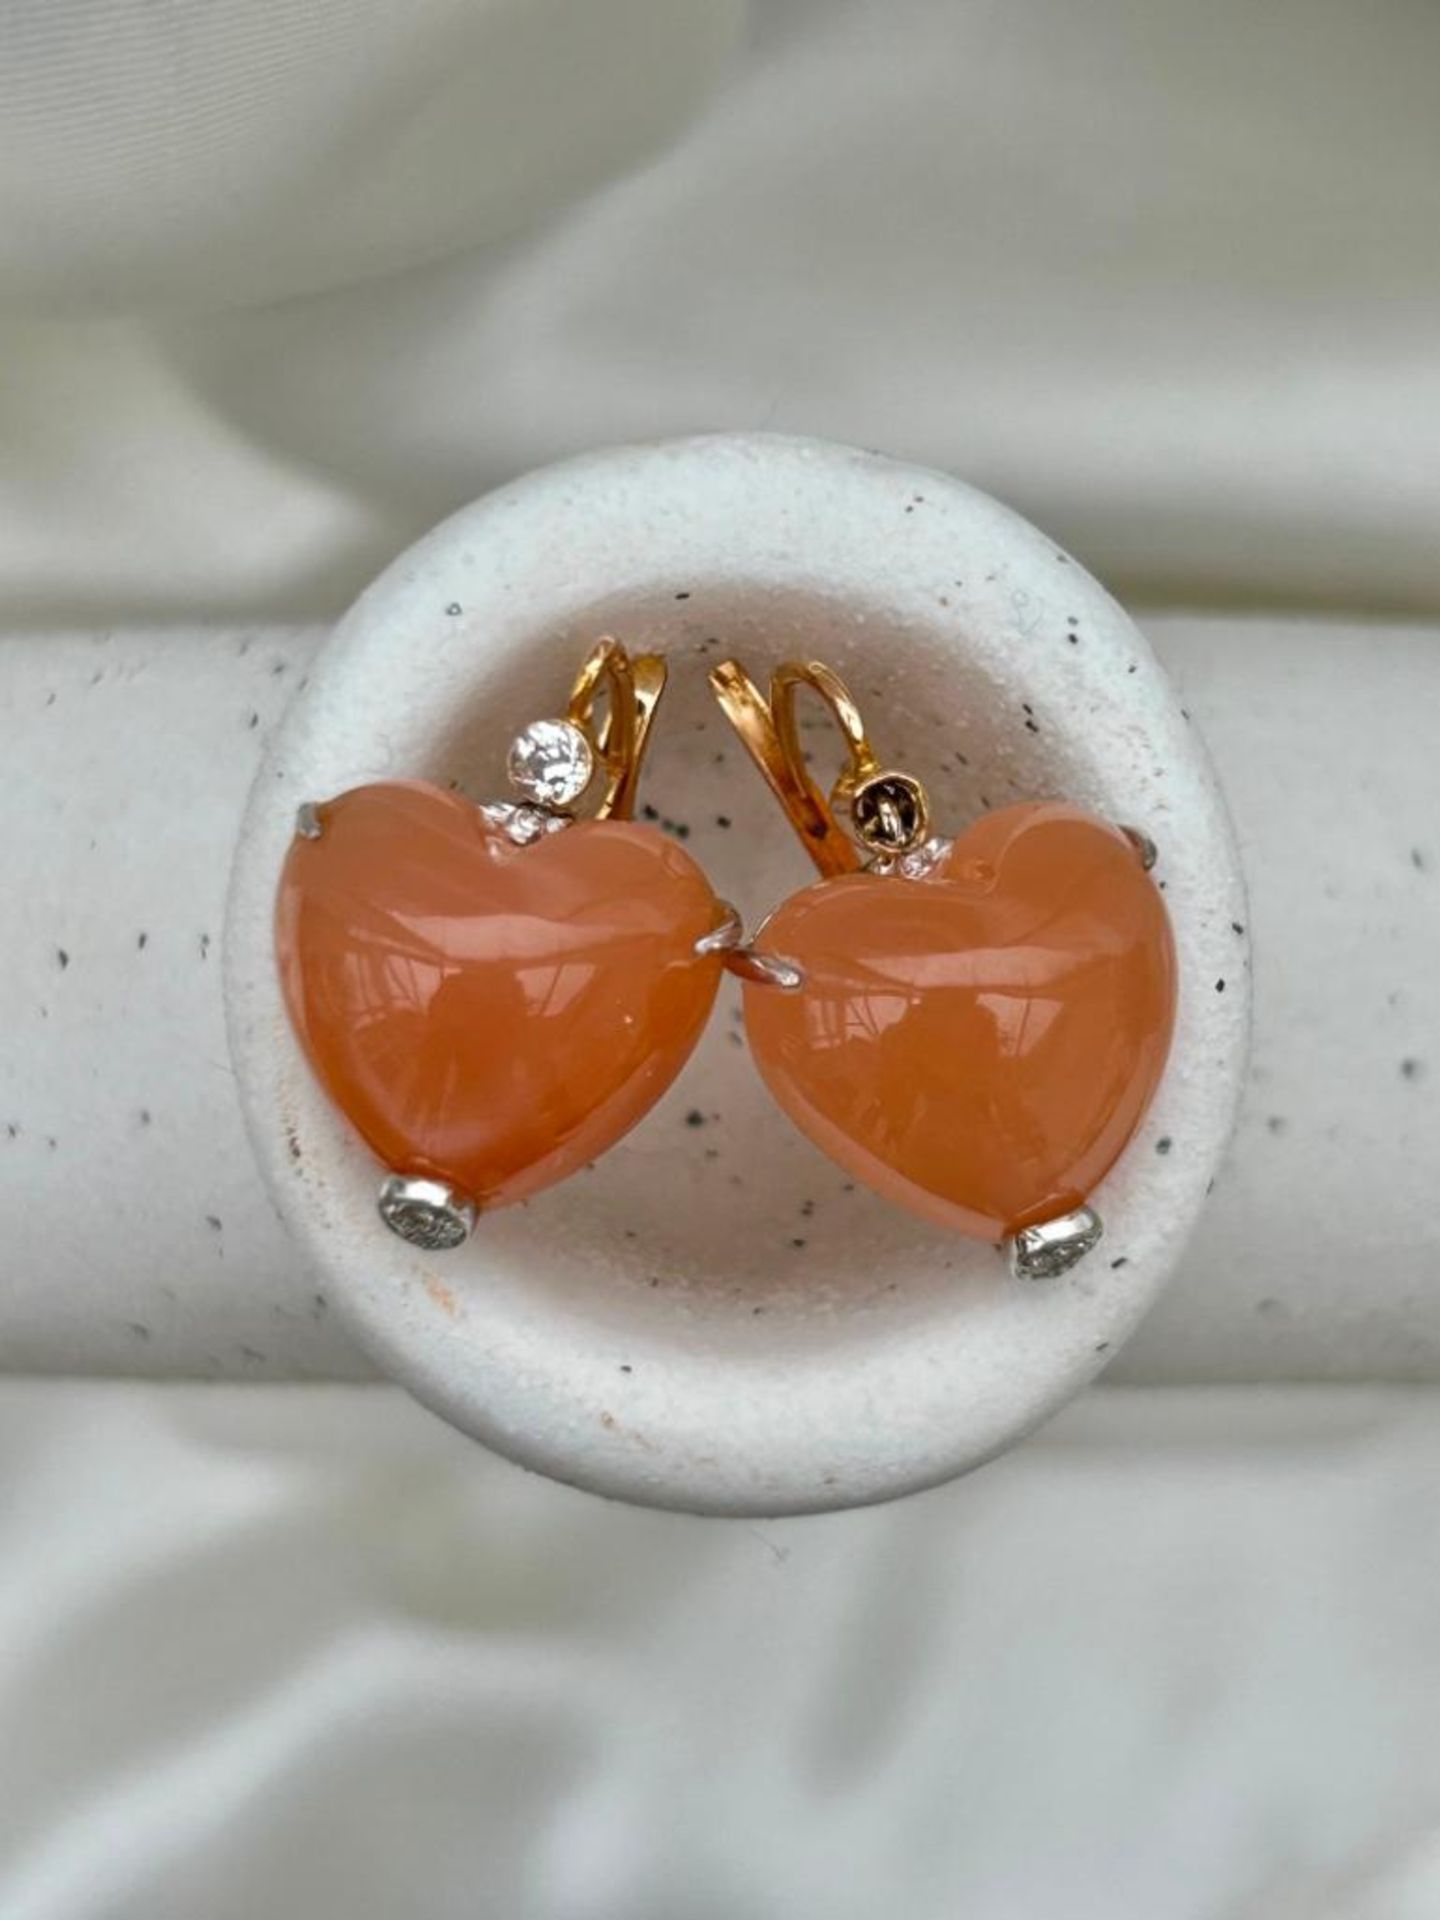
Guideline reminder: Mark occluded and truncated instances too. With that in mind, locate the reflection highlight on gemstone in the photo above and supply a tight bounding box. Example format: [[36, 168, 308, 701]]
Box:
[[743, 803, 1175, 1239], [277, 781, 725, 1210]]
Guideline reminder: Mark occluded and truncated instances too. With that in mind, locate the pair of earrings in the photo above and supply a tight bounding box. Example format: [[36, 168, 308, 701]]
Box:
[[277, 638, 1175, 1279]]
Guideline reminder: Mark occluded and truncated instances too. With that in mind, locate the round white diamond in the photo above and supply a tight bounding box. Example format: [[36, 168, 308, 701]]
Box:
[[506, 719, 594, 808]]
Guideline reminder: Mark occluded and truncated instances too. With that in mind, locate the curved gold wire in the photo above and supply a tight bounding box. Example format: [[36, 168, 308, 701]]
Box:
[[709, 657, 933, 875], [565, 637, 667, 820], [707, 660, 850, 875]]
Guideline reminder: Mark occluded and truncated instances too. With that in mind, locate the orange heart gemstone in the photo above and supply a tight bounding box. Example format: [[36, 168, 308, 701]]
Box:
[[276, 782, 725, 1210], [742, 804, 1176, 1238]]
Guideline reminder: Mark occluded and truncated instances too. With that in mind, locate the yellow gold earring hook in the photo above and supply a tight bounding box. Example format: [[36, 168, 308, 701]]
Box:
[[708, 657, 931, 875], [566, 637, 667, 821]]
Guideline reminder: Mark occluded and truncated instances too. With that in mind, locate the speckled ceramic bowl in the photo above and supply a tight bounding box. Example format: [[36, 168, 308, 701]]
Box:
[[225, 433, 1249, 1514]]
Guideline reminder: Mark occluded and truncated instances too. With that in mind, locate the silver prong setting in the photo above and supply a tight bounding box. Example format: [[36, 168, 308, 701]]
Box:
[[725, 947, 805, 991], [378, 1174, 477, 1252], [1121, 825, 1158, 872], [295, 801, 323, 840], [694, 902, 744, 956], [1006, 1205, 1103, 1280], [868, 835, 953, 880], [479, 799, 571, 845]]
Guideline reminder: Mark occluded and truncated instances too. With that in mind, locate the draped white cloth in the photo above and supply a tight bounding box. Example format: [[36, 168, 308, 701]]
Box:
[[3, 0, 1439, 1912], [3, 0, 1439, 626], [4, 1383, 1440, 1920]]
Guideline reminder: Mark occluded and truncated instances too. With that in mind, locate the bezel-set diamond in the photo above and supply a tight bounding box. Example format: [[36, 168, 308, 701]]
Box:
[[1006, 1206, 1104, 1280], [377, 1174, 477, 1250]]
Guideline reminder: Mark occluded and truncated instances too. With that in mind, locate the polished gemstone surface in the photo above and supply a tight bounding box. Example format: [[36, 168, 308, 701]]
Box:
[[277, 782, 725, 1210], [742, 804, 1176, 1239]]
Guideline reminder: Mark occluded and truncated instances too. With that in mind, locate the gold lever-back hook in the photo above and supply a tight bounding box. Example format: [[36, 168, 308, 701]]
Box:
[[566, 637, 667, 821], [708, 657, 931, 876]]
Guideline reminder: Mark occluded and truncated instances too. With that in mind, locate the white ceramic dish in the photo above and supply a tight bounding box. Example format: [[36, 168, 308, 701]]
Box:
[[225, 433, 1249, 1514]]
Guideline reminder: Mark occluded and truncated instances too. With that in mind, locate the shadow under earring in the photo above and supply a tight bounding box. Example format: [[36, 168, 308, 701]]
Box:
[[277, 639, 738, 1250], [710, 657, 1176, 1278]]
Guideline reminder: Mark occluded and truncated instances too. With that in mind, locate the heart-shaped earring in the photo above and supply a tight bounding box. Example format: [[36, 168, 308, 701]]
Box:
[[710, 657, 1176, 1279], [276, 639, 739, 1250]]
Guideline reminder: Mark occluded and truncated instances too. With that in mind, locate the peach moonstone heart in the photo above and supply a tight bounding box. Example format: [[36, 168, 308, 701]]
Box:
[[742, 803, 1176, 1239], [276, 781, 726, 1210]]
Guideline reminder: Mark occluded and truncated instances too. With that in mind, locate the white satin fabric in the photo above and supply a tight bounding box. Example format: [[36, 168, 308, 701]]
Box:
[[3, 1384, 1440, 1920], [3, 0, 1440, 1912], [2, 0, 1439, 626]]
